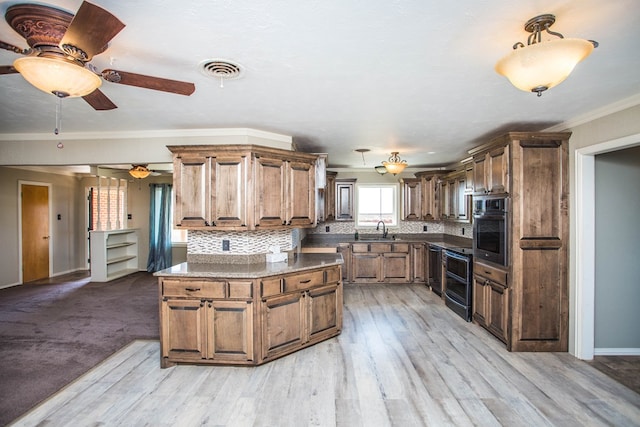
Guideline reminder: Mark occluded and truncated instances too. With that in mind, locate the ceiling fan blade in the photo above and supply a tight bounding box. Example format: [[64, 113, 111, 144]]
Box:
[[0, 65, 18, 75], [102, 69, 195, 96], [60, 1, 125, 61], [0, 40, 28, 55], [82, 89, 117, 110]]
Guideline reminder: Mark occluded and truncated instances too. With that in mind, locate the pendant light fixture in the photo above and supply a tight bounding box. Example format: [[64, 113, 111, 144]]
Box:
[[129, 164, 151, 179], [382, 152, 408, 175], [495, 14, 598, 97]]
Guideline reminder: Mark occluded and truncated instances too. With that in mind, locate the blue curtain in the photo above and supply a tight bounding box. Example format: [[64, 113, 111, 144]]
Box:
[[147, 183, 173, 272]]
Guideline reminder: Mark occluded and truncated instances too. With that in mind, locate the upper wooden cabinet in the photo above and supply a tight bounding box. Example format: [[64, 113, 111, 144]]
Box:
[[335, 179, 356, 221], [414, 171, 450, 221], [170, 145, 317, 230], [470, 140, 510, 195], [435, 168, 471, 223], [324, 171, 337, 222], [401, 178, 422, 221]]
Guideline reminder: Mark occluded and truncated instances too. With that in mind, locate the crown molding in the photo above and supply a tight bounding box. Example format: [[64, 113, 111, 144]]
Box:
[[543, 93, 640, 132]]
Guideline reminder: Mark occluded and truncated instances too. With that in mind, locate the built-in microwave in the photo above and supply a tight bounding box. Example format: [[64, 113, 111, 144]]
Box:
[[473, 196, 508, 266]]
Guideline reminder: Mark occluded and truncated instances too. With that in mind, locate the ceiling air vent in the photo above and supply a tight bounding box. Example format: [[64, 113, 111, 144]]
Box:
[[199, 59, 243, 86]]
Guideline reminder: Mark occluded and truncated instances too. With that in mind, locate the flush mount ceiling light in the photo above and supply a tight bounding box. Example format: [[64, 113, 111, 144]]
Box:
[[495, 14, 598, 97], [382, 152, 407, 175], [129, 164, 151, 179], [14, 56, 102, 98]]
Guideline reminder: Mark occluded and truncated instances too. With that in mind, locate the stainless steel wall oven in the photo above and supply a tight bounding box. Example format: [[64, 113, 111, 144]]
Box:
[[473, 196, 509, 266]]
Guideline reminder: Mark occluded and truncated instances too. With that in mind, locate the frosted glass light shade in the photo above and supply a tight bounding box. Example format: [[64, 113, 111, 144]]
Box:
[[383, 162, 407, 175], [14, 56, 102, 97], [129, 165, 151, 179], [495, 38, 594, 93]]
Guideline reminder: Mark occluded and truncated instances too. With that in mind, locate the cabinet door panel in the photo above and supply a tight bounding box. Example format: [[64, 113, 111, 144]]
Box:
[[488, 281, 508, 344], [403, 179, 422, 220], [212, 156, 248, 227], [255, 157, 286, 227], [161, 298, 206, 361], [174, 155, 209, 227], [207, 301, 254, 361], [288, 161, 315, 226], [262, 293, 305, 358], [472, 275, 488, 327], [411, 244, 425, 283], [382, 253, 410, 282], [336, 181, 355, 220], [352, 253, 380, 282], [308, 284, 342, 340]]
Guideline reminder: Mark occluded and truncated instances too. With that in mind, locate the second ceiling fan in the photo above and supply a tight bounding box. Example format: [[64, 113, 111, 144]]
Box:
[[0, 1, 195, 110]]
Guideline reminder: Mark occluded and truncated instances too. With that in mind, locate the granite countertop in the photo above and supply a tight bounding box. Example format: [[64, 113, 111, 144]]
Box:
[[302, 233, 472, 250], [154, 253, 343, 279]]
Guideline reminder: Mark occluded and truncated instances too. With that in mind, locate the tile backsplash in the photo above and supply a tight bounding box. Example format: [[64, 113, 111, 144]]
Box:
[[308, 220, 472, 239], [188, 229, 299, 256]]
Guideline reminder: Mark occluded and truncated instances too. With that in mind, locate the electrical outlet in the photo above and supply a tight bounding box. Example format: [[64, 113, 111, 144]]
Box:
[[222, 240, 230, 251], [325, 226, 330, 232], [423, 225, 428, 232]]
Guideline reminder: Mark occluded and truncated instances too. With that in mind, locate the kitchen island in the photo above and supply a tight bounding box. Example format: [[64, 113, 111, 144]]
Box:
[[155, 253, 343, 367]]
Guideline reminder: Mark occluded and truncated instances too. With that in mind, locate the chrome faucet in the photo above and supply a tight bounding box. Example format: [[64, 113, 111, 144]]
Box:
[[376, 221, 388, 238]]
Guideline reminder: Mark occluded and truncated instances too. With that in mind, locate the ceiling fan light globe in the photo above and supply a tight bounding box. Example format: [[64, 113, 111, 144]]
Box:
[[495, 38, 594, 93], [382, 162, 407, 175], [13, 56, 101, 97]]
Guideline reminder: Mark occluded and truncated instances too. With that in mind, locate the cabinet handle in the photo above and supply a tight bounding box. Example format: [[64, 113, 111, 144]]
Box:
[[483, 270, 492, 275], [185, 287, 201, 292], [300, 279, 311, 284]]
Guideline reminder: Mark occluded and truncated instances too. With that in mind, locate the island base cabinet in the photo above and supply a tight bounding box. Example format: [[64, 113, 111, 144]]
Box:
[[160, 298, 255, 368], [158, 263, 342, 367], [262, 283, 342, 362], [161, 298, 206, 366], [206, 301, 254, 362], [261, 292, 306, 360], [308, 283, 342, 341]]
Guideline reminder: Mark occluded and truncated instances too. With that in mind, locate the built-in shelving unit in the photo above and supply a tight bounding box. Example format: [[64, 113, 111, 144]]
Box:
[[90, 229, 139, 282]]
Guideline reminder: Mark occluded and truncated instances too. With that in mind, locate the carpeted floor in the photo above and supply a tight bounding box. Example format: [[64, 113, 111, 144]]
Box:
[[0, 271, 158, 427]]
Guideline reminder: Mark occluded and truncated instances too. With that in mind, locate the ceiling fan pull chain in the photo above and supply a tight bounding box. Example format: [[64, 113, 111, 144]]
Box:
[[54, 96, 62, 135]]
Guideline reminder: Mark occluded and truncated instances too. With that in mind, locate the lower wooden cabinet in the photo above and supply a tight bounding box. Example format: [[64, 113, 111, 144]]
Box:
[[473, 261, 508, 344], [158, 264, 342, 367], [350, 242, 410, 283], [262, 282, 342, 361]]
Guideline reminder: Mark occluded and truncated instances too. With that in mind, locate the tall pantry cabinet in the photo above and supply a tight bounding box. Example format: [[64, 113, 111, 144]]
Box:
[[470, 132, 571, 352]]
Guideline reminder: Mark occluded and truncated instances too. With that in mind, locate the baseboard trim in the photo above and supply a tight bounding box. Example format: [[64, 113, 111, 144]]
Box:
[[51, 268, 88, 278], [594, 348, 640, 356]]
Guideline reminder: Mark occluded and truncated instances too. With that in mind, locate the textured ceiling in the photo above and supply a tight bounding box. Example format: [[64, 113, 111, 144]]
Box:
[[1, 0, 639, 170]]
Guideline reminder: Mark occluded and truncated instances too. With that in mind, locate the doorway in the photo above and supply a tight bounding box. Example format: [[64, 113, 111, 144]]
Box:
[[20, 182, 52, 283], [574, 132, 640, 359]]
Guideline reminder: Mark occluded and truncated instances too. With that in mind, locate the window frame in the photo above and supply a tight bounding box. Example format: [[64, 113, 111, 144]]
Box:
[[355, 183, 399, 228]]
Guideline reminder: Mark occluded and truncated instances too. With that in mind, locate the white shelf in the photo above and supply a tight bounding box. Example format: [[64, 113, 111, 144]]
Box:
[[90, 229, 139, 282]]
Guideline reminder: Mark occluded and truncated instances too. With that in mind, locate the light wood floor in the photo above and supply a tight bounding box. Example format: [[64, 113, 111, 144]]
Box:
[[10, 284, 640, 427]]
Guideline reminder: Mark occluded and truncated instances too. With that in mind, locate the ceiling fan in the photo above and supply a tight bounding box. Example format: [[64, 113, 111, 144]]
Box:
[[0, 1, 195, 110]]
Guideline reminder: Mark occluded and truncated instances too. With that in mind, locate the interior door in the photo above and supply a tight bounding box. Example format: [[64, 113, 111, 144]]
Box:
[[21, 183, 50, 282]]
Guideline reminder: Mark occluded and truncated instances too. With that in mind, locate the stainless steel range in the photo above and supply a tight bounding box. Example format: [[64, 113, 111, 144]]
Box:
[[442, 247, 473, 321]]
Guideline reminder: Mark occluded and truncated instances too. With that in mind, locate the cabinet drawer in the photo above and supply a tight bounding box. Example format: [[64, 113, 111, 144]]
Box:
[[163, 279, 226, 298], [261, 278, 282, 298], [229, 281, 253, 299], [284, 270, 324, 292], [370, 243, 392, 253], [392, 243, 409, 253], [474, 262, 507, 286], [351, 243, 370, 253], [325, 266, 341, 284]]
